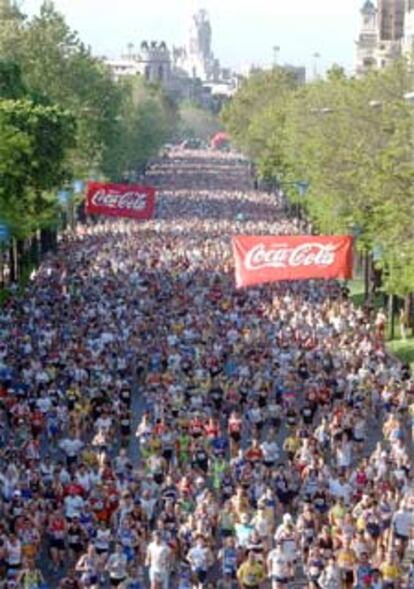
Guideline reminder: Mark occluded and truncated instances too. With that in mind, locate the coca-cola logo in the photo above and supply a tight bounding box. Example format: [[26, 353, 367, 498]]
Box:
[[91, 190, 148, 211], [245, 242, 338, 271]]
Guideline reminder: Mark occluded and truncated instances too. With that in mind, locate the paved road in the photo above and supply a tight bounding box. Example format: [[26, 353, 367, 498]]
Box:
[[5, 148, 407, 589]]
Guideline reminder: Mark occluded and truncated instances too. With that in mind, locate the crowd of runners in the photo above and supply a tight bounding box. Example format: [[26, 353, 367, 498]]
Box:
[[0, 149, 413, 589]]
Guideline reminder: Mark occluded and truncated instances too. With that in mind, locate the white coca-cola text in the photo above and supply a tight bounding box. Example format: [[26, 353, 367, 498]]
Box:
[[244, 242, 338, 271], [91, 190, 148, 211]]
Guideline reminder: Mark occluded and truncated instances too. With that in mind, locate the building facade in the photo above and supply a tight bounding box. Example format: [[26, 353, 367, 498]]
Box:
[[105, 9, 238, 107], [356, 0, 414, 76], [378, 0, 405, 40], [108, 41, 171, 83], [404, 0, 414, 54]]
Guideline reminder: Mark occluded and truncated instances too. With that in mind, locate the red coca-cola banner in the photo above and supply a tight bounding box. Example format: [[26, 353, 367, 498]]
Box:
[[86, 182, 155, 220], [232, 235, 353, 288]]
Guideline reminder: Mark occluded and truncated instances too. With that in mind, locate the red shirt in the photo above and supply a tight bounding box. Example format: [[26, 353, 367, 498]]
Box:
[[31, 410, 44, 428], [245, 447, 263, 462], [190, 418, 204, 435], [64, 483, 84, 497], [205, 423, 219, 438]]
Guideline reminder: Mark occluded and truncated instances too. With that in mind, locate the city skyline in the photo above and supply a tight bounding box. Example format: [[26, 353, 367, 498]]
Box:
[[20, 0, 364, 75]]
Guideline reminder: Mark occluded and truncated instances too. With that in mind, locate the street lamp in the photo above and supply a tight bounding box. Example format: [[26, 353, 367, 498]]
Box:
[[273, 46, 280, 68], [312, 52, 321, 80]]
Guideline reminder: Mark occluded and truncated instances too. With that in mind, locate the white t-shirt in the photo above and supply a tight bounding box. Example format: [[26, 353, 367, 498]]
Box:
[[96, 416, 112, 432], [188, 545, 210, 571], [95, 528, 111, 550], [393, 510, 413, 537], [107, 553, 127, 579], [261, 441, 279, 463], [60, 438, 83, 457], [268, 549, 290, 577], [64, 495, 84, 518], [147, 542, 170, 572], [6, 541, 22, 565]]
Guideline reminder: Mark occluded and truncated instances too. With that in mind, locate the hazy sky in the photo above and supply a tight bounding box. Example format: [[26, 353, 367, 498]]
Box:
[[21, 0, 364, 75]]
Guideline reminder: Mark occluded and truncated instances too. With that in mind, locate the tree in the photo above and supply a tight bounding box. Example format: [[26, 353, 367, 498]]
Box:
[[0, 1, 123, 177], [0, 60, 26, 98], [221, 68, 298, 157], [0, 99, 76, 238], [103, 76, 177, 181], [222, 58, 414, 301]]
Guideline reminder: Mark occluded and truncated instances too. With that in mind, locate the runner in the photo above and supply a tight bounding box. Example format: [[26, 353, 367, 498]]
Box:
[[0, 148, 412, 589]]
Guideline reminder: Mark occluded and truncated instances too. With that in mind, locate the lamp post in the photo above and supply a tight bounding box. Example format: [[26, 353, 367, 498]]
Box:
[[273, 46, 280, 68], [312, 52, 321, 80], [349, 222, 370, 302]]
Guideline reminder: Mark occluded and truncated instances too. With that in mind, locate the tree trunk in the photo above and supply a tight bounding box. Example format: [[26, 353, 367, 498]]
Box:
[[364, 250, 370, 302], [388, 293, 395, 341], [77, 201, 87, 225], [9, 239, 18, 283], [405, 294, 414, 335], [0, 248, 4, 288], [30, 233, 40, 267], [40, 228, 57, 255]]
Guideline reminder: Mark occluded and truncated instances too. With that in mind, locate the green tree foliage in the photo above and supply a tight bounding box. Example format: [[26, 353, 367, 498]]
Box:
[[0, 60, 26, 98], [222, 60, 414, 295], [0, 0, 180, 248], [0, 1, 123, 177], [103, 77, 177, 181], [221, 68, 299, 159], [0, 99, 76, 237]]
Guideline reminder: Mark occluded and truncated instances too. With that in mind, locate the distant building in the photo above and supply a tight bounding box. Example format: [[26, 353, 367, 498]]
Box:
[[355, 0, 414, 76], [403, 0, 414, 55], [355, 0, 379, 75], [173, 9, 218, 81], [105, 9, 238, 108], [108, 41, 171, 84], [378, 0, 405, 40]]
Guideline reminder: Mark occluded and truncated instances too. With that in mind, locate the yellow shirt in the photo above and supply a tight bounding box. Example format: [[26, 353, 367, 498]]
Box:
[[330, 504, 346, 524], [237, 561, 265, 586], [337, 549, 356, 570], [380, 562, 400, 581], [284, 437, 300, 453], [81, 449, 98, 467], [149, 436, 162, 455]]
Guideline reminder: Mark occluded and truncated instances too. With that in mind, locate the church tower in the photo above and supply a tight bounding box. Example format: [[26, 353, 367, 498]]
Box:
[[355, 0, 378, 76], [187, 9, 214, 80]]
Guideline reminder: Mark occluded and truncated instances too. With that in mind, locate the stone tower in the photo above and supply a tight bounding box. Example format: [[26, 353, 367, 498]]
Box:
[[189, 9, 212, 59], [355, 0, 378, 76], [139, 41, 171, 84]]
